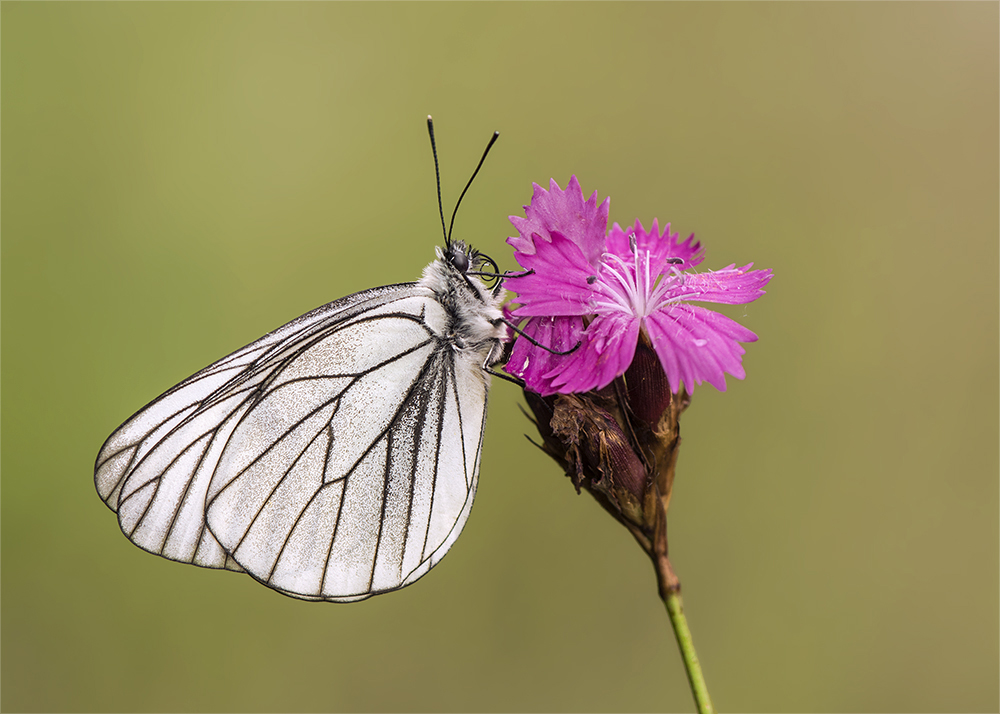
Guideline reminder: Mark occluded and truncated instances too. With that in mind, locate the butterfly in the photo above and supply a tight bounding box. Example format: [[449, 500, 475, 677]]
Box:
[[94, 119, 511, 602]]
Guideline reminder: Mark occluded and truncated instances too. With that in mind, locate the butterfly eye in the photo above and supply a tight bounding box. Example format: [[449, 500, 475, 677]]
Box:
[[449, 246, 470, 273]]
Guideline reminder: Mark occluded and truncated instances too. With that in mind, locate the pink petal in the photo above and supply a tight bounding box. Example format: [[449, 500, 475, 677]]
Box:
[[505, 315, 586, 395], [606, 219, 706, 272], [673, 264, 773, 305], [671, 231, 706, 269], [547, 313, 641, 394], [507, 176, 609, 266], [508, 231, 596, 317], [645, 305, 758, 394]]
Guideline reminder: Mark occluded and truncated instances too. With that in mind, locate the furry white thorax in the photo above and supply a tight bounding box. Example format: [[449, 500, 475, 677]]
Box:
[[419, 245, 508, 359]]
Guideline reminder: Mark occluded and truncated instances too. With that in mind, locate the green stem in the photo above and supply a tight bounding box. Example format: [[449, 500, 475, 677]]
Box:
[[662, 587, 715, 714]]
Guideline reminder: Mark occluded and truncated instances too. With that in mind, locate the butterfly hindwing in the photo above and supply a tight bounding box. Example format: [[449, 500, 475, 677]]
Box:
[[95, 284, 485, 591], [204, 295, 486, 600]]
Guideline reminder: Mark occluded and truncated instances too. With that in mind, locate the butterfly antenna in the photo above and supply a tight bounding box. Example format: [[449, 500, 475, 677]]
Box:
[[447, 130, 500, 243], [426, 116, 449, 246]]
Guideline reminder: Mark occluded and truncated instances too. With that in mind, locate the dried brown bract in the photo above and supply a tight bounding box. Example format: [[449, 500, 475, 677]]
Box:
[[522, 341, 691, 597]]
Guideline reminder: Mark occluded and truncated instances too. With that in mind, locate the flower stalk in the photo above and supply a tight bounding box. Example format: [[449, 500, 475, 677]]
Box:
[[663, 586, 715, 714]]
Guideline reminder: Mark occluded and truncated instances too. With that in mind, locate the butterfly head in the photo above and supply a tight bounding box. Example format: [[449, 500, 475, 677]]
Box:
[[445, 240, 500, 282], [445, 240, 473, 274]]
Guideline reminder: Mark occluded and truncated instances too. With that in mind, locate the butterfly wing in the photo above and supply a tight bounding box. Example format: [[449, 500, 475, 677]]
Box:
[[95, 283, 490, 601]]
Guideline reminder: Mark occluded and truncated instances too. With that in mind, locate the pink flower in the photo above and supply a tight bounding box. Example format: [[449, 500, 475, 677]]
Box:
[[505, 177, 772, 396]]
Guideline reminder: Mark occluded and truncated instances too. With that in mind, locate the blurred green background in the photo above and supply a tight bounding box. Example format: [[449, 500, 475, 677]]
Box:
[[3, 3, 997, 712]]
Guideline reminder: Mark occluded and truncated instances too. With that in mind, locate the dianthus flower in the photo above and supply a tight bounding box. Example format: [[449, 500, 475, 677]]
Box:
[[505, 176, 772, 396]]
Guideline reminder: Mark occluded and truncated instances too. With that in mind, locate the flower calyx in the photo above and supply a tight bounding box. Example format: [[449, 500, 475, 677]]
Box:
[[523, 340, 690, 564]]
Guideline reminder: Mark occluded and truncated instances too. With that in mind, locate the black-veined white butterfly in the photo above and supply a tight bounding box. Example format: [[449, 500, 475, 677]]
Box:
[[95, 119, 511, 602]]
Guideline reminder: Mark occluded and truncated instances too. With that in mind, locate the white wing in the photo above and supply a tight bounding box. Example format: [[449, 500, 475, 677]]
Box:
[[95, 283, 491, 601]]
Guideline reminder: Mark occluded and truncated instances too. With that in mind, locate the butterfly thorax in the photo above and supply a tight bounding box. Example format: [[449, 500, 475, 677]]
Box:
[[420, 243, 507, 360]]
